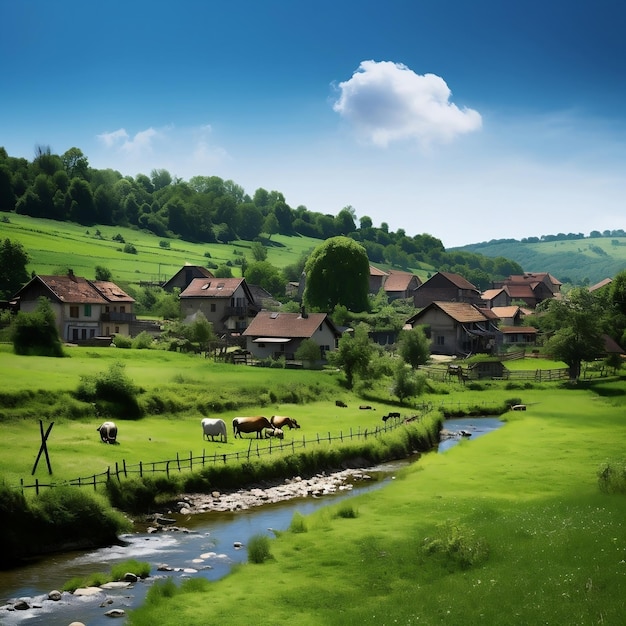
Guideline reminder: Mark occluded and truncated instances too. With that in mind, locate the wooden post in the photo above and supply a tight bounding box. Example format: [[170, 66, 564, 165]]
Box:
[[139, 461, 143, 477], [123, 459, 127, 477], [176, 452, 180, 472], [189, 450, 193, 471], [93, 474, 97, 491], [35, 478, 39, 495], [166, 460, 170, 477], [32, 420, 54, 476]]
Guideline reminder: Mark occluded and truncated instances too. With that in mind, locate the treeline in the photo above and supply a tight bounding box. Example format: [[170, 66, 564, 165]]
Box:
[[463, 230, 626, 248], [0, 145, 522, 289]]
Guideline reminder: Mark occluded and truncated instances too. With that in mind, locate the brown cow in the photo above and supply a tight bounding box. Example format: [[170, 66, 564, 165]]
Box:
[[233, 416, 273, 439], [270, 415, 301, 430]]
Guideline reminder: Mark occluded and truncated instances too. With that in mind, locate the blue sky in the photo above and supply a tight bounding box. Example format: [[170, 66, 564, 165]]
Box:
[[2, 0, 626, 248]]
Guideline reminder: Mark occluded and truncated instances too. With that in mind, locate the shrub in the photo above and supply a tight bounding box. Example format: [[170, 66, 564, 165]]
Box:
[[132, 331, 154, 349], [11, 297, 64, 357], [334, 503, 359, 519], [289, 511, 308, 533], [598, 459, 626, 494], [123, 242, 137, 254], [110, 559, 151, 580], [247, 534, 273, 564], [421, 521, 489, 570], [112, 334, 132, 348]]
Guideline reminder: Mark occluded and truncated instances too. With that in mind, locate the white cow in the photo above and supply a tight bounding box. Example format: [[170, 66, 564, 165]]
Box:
[[201, 418, 228, 443], [97, 421, 118, 444]]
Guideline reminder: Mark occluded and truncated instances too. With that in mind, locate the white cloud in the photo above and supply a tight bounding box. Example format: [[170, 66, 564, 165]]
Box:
[[93, 124, 230, 178], [332, 60, 482, 147]]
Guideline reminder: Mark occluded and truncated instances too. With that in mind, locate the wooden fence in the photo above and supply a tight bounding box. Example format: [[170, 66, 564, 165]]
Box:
[[20, 409, 430, 495]]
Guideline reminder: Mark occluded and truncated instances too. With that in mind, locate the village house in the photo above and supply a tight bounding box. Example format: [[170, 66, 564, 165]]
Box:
[[413, 271, 482, 309], [242, 309, 341, 362], [499, 326, 538, 347], [368, 266, 422, 301], [178, 276, 259, 335], [162, 265, 215, 292], [405, 300, 501, 356], [491, 272, 562, 308], [13, 270, 135, 342]]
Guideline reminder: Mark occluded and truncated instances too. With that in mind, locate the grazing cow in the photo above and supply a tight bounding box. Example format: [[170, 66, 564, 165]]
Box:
[[97, 421, 118, 444], [382, 412, 401, 422], [359, 405, 374, 410], [233, 416, 273, 439], [201, 418, 228, 443], [335, 400, 347, 408], [270, 415, 301, 430], [265, 427, 284, 439]]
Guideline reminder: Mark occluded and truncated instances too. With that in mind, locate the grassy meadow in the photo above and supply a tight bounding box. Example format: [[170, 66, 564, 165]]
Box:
[[0, 213, 435, 286], [127, 381, 626, 626]]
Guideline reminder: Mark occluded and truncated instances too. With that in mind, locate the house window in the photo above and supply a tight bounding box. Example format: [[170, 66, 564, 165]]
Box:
[[81, 328, 87, 340], [120, 306, 125, 314], [105, 326, 110, 335], [210, 303, 216, 312], [105, 305, 110, 313], [115, 326, 120, 333], [84, 304, 91, 317], [69, 306, 79, 318], [72, 328, 78, 341], [436, 336, 445, 346], [90, 329, 95, 338]]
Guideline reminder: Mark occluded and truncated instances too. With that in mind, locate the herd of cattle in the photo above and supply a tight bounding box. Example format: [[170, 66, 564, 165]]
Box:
[[98, 408, 402, 446]]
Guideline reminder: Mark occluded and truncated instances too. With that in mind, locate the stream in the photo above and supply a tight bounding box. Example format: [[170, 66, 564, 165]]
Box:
[[0, 417, 502, 626]]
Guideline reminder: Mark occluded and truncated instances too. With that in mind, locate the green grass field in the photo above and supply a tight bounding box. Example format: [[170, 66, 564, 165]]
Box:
[[127, 382, 626, 625], [0, 213, 435, 286]]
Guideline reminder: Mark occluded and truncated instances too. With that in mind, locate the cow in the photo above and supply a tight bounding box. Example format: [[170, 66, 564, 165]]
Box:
[[335, 400, 347, 408], [265, 427, 284, 439], [382, 412, 401, 422], [270, 415, 301, 430], [97, 421, 118, 444], [233, 416, 273, 439], [201, 418, 228, 443], [359, 405, 375, 410]]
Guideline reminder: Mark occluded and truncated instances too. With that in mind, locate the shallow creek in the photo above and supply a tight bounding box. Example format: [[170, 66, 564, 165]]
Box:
[[0, 417, 502, 625]]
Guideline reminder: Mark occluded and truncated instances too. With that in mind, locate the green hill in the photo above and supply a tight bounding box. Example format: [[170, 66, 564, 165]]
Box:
[[454, 236, 626, 285], [0, 213, 436, 290]]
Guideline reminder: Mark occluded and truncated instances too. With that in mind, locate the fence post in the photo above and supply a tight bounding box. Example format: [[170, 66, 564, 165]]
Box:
[[35, 478, 39, 495], [340, 430, 343, 442], [107, 466, 110, 481], [123, 459, 127, 478], [166, 460, 170, 477], [203, 449, 206, 467], [176, 453, 180, 472], [223, 454, 226, 464], [20, 477, 23, 496], [189, 451, 193, 471], [93, 474, 96, 491], [139, 461, 143, 477], [247, 440, 252, 460], [115, 462, 120, 481]]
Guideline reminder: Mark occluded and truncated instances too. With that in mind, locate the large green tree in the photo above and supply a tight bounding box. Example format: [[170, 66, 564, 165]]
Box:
[[328, 323, 374, 389], [538, 287, 605, 379], [0, 238, 30, 299], [398, 326, 431, 369], [304, 236, 370, 312]]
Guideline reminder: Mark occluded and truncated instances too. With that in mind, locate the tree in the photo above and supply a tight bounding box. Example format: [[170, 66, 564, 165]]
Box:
[[95, 265, 112, 281], [295, 338, 321, 368], [329, 323, 374, 389], [11, 296, 64, 357], [186, 311, 216, 350], [538, 287, 605, 379], [245, 261, 284, 296], [250, 241, 267, 262], [304, 236, 370, 312], [262, 212, 279, 240], [391, 361, 422, 404], [398, 326, 430, 369], [150, 168, 172, 191], [0, 238, 30, 299], [61, 147, 89, 180]]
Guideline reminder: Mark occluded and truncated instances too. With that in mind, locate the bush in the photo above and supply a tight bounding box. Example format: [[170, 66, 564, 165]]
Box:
[[11, 297, 64, 357], [598, 459, 626, 494], [247, 534, 273, 563], [290, 511, 308, 533], [421, 520, 490, 570], [112, 334, 132, 348], [132, 331, 154, 349], [334, 503, 359, 519]]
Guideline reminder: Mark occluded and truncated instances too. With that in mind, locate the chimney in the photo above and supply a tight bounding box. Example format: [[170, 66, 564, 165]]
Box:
[[300, 306, 308, 319]]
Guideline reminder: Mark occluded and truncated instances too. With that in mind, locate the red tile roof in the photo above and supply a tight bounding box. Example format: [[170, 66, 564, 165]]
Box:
[[242, 311, 337, 339], [436, 272, 479, 291], [34, 275, 107, 304], [92, 281, 135, 303], [425, 301, 490, 324], [384, 271, 418, 292], [180, 277, 246, 298]]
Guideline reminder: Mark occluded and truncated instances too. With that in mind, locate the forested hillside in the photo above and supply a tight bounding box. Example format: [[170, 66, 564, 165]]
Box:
[[0, 145, 522, 291], [455, 232, 626, 286]]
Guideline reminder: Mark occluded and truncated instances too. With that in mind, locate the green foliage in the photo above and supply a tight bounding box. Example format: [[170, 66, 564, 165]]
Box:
[[398, 325, 430, 368], [334, 503, 359, 519], [244, 260, 284, 296], [0, 237, 30, 298], [421, 520, 490, 570], [304, 236, 370, 312], [295, 338, 321, 365], [94, 264, 112, 281], [391, 361, 424, 404], [112, 334, 132, 348], [290, 511, 308, 533], [329, 323, 374, 388], [597, 459, 626, 494], [247, 533, 273, 563], [132, 331, 154, 349], [110, 559, 151, 580], [76, 361, 142, 418], [123, 242, 137, 254], [11, 296, 64, 357], [106, 475, 181, 513]]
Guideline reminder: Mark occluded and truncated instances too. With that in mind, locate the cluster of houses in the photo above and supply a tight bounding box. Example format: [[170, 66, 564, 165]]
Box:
[[9, 263, 608, 362]]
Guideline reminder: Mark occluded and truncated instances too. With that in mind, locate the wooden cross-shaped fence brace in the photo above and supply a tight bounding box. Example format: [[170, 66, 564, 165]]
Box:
[[32, 419, 54, 476]]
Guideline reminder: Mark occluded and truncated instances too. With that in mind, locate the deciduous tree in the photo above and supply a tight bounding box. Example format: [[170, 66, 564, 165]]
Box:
[[0, 238, 30, 299]]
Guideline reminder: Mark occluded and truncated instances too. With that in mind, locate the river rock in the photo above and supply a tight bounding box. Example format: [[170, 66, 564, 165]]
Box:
[[123, 572, 139, 582], [73, 586, 103, 597], [104, 608, 126, 617], [48, 589, 62, 601], [69, 622, 86, 626], [13, 599, 29, 610]]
